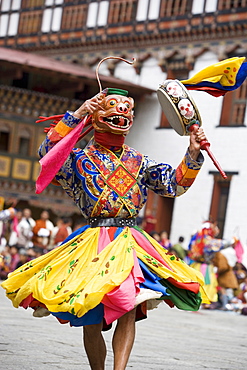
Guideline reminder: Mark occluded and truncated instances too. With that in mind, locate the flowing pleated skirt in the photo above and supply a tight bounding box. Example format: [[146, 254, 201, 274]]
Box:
[[1, 226, 209, 328], [190, 262, 218, 302]]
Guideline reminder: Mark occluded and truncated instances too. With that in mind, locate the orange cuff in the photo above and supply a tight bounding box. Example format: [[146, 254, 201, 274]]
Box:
[[54, 120, 74, 137]]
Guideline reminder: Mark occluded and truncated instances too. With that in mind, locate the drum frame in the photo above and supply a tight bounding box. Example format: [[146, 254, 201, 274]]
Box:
[[157, 79, 202, 136]]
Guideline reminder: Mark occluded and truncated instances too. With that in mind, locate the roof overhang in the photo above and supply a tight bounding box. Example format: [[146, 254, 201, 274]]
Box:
[[0, 47, 154, 98]]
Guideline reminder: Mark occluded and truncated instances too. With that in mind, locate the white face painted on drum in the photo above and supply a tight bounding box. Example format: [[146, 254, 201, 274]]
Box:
[[178, 98, 195, 119], [166, 81, 183, 97]]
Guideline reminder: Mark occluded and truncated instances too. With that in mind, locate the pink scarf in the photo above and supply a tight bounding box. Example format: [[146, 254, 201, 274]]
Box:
[[36, 118, 86, 194]]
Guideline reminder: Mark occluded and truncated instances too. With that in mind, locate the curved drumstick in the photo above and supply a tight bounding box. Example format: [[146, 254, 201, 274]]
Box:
[[189, 124, 227, 179]]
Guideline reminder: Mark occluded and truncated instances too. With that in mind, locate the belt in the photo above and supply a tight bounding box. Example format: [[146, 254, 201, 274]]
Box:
[[88, 217, 137, 228]]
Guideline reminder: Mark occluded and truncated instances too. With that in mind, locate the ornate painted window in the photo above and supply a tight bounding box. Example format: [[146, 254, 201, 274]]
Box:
[[19, 10, 43, 35], [160, 0, 191, 17], [109, 0, 137, 23], [62, 4, 88, 30]]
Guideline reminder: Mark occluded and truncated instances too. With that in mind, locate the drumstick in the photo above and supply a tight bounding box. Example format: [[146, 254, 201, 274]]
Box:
[[189, 124, 227, 179]]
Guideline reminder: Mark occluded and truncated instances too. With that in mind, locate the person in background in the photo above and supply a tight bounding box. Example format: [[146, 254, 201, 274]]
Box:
[[17, 208, 36, 249], [32, 210, 54, 252], [212, 250, 239, 310], [0, 245, 11, 280], [188, 220, 236, 307], [233, 262, 247, 287], [49, 217, 72, 249], [149, 231, 161, 243], [160, 230, 172, 250], [171, 236, 187, 260], [8, 245, 20, 273], [8, 210, 23, 247], [26, 247, 38, 261], [0, 207, 16, 250]]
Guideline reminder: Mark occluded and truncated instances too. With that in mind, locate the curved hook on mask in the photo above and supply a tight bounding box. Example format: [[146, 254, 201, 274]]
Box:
[[96, 56, 136, 93]]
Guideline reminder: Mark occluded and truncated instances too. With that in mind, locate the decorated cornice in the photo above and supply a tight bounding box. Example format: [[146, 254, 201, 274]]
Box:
[[0, 85, 81, 119], [8, 18, 247, 55], [41, 39, 247, 76]]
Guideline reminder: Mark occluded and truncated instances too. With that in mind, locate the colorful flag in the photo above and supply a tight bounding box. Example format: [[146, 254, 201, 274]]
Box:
[[181, 57, 247, 97]]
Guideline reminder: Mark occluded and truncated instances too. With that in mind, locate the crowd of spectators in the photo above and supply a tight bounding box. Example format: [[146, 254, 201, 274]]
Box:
[[0, 207, 76, 279]]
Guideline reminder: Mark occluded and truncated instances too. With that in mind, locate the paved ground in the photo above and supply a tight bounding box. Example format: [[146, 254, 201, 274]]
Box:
[[1, 283, 246, 370]]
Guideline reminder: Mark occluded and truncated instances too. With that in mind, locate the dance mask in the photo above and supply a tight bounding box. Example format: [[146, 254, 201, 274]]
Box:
[[91, 88, 134, 135]]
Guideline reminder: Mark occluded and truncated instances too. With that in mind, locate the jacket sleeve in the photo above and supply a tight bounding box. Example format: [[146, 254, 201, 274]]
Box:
[[143, 150, 204, 197]]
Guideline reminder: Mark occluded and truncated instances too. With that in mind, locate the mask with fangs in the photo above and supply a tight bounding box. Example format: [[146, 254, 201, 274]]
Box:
[[91, 88, 134, 135]]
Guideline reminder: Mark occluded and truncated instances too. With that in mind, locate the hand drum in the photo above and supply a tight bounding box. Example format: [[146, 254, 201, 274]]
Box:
[[157, 79, 227, 179], [157, 79, 202, 136]]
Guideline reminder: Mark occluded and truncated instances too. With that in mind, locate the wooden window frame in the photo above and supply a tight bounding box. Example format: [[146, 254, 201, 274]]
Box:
[[22, 0, 44, 8], [219, 80, 247, 127], [218, 0, 247, 10], [209, 171, 238, 238], [160, 0, 190, 18], [19, 10, 43, 35], [61, 4, 87, 31], [108, 0, 138, 24]]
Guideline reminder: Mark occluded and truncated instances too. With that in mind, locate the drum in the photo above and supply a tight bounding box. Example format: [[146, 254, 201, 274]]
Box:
[[157, 79, 202, 136]]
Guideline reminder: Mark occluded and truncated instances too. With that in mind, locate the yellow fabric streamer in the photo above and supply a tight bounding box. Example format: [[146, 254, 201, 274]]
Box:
[[181, 57, 245, 87]]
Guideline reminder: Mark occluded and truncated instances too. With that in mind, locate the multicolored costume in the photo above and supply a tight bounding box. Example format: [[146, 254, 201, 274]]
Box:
[[2, 89, 209, 329], [188, 222, 233, 302]]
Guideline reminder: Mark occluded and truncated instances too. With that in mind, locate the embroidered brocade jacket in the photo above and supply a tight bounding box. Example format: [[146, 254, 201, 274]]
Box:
[[38, 114, 204, 220]]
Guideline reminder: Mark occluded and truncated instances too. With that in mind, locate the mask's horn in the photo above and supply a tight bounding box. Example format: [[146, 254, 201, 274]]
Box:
[[96, 56, 136, 93]]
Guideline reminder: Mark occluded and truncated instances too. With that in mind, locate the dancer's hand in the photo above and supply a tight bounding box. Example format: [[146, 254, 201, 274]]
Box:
[[74, 94, 103, 118], [189, 127, 207, 160]]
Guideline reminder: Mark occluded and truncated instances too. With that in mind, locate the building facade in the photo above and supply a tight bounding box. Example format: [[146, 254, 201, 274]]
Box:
[[0, 0, 247, 247]]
